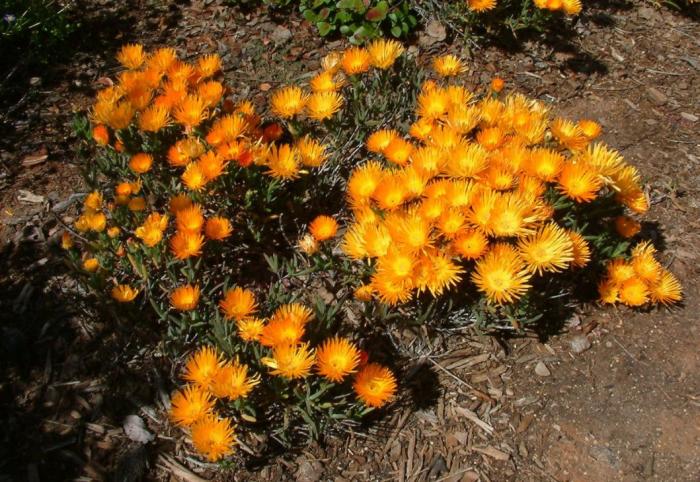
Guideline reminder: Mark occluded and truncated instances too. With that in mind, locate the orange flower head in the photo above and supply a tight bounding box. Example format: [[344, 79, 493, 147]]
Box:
[[649, 271, 682, 306], [82, 257, 99, 272], [354, 284, 374, 302], [92, 125, 110, 146], [557, 162, 602, 203], [316, 337, 361, 383], [366, 129, 399, 153], [196, 54, 222, 79], [169, 385, 214, 427], [296, 136, 327, 167], [168, 138, 205, 167], [173, 95, 208, 129], [111, 284, 139, 302], [578, 119, 602, 139], [452, 230, 489, 260], [147, 47, 177, 72], [518, 224, 575, 274], [310, 70, 345, 92], [170, 230, 204, 259], [619, 277, 650, 307], [567, 230, 591, 268], [472, 243, 532, 304], [383, 138, 413, 166], [181, 162, 208, 191], [491, 77, 505, 92], [341, 47, 371, 75], [309, 215, 338, 242], [270, 86, 308, 118], [265, 144, 299, 180], [261, 343, 315, 379], [197, 151, 227, 181], [61, 232, 73, 250], [116, 43, 145, 69], [169, 194, 193, 214], [236, 317, 265, 343], [367, 39, 404, 69], [170, 284, 200, 311], [210, 361, 260, 400], [183, 346, 222, 389], [138, 105, 170, 132], [190, 415, 236, 462], [205, 216, 233, 240], [219, 287, 257, 321], [551, 118, 588, 151], [129, 153, 153, 174], [306, 91, 343, 121], [176, 203, 205, 233], [353, 363, 397, 408], [468, 0, 497, 12], [433, 54, 467, 77]]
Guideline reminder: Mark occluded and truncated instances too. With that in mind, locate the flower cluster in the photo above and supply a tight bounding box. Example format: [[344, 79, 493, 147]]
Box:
[[467, 0, 582, 15], [598, 241, 682, 307], [339, 53, 678, 308]]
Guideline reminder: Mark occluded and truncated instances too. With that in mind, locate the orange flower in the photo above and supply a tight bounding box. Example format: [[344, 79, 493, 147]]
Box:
[[169, 385, 214, 427], [219, 287, 257, 321], [170, 230, 204, 259], [190, 416, 236, 462], [205, 216, 233, 240], [92, 125, 109, 146], [491, 77, 505, 92], [615, 216, 641, 238], [353, 363, 397, 408], [341, 47, 371, 75], [129, 153, 153, 174], [309, 215, 338, 241], [170, 284, 200, 311], [316, 337, 361, 383], [173, 95, 208, 129], [116, 43, 145, 69], [111, 284, 138, 302], [183, 346, 222, 389]]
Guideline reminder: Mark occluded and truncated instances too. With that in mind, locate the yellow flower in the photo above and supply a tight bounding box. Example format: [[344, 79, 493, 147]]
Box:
[[92, 125, 109, 146], [417, 86, 450, 120], [341, 47, 371, 75], [306, 91, 343, 121], [567, 230, 591, 268], [261, 343, 315, 379], [129, 153, 153, 174], [61, 232, 73, 250], [433, 54, 467, 77], [383, 138, 413, 166], [561, 0, 582, 15], [111, 284, 139, 302], [551, 118, 588, 151], [619, 277, 650, 307], [116, 43, 145, 69], [467, 0, 497, 12], [147, 47, 177, 72], [182, 162, 208, 191], [316, 337, 361, 383], [196, 53, 222, 79], [310, 70, 345, 92], [366, 129, 399, 153], [107, 226, 120, 238], [183, 346, 222, 389], [452, 230, 489, 260], [270, 86, 308, 118], [367, 39, 404, 69], [197, 151, 227, 181], [138, 105, 170, 132], [370, 269, 413, 305], [107, 100, 135, 130], [190, 415, 236, 462], [220, 287, 257, 321], [170, 230, 204, 259], [354, 284, 374, 301], [176, 203, 205, 233], [648, 271, 682, 306], [209, 361, 260, 400], [557, 162, 602, 203], [82, 257, 99, 272], [309, 215, 338, 242], [173, 95, 208, 129], [353, 363, 397, 408], [169, 385, 214, 427], [170, 284, 200, 311], [472, 243, 532, 304], [205, 216, 233, 240], [517, 224, 574, 274], [295, 136, 328, 167], [266, 144, 299, 180], [236, 317, 265, 342], [578, 119, 601, 139]]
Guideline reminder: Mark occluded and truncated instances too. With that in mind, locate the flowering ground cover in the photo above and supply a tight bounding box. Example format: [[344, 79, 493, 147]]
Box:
[[0, 1, 698, 480]]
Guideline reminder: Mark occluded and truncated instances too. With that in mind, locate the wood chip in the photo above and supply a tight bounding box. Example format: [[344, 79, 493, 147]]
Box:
[[471, 446, 510, 461], [22, 147, 48, 167], [453, 406, 494, 435]]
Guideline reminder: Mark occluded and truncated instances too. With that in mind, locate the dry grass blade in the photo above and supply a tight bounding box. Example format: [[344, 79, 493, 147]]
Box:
[[157, 454, 210, 482]]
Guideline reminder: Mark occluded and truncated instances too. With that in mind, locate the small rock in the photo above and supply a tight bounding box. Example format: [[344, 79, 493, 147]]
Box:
[[123, 415, 154, 443], [570, 334, 592, 354], [295, 458, 323, 481], [646, 87, 667, 106], [534, 361, 551, 377], [418, 20, 446, 47], [270, 25, 292, 45], [680, 112, 698, 122], [29, 77, 42, 86]]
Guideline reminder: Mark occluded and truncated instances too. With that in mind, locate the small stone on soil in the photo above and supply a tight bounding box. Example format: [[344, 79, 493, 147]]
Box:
[[535, 361, 551, 377], [570, 334, 592, 354]]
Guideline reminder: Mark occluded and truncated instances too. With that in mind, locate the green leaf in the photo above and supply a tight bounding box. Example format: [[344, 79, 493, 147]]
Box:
[[391, 25, 402, 37], [317, 21, 333, 36], [365, 1, 388, 22]]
